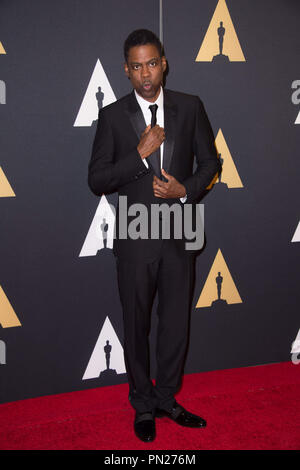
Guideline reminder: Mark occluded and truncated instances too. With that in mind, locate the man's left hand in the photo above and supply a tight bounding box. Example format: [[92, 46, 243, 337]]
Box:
[[153, 169, 186, 199]]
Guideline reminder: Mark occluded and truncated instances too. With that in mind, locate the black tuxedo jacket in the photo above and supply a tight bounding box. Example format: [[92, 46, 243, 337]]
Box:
[[88, 89, 221, 262]]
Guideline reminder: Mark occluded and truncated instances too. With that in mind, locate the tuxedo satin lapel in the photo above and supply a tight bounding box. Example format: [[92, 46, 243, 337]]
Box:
[[163, 91, 177, 175], [125, 92, 147, 141]]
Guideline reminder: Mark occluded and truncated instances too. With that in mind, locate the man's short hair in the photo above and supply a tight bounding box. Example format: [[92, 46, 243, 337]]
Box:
[[124, 29, 163, 62]]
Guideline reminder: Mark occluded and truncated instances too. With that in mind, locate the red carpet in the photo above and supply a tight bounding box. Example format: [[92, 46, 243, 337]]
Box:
[[0, 362, 299, 450]]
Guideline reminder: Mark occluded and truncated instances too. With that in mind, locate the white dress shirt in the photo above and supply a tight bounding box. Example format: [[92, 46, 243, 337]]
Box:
[[134, 87, 187, 202]]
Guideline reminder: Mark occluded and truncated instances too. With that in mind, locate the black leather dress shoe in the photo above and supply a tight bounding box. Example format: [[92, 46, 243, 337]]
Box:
[[134, 412, 156, 442], [156, 401, 206, 428]]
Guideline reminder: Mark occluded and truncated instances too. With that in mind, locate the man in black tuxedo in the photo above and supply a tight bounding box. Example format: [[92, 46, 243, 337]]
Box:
[[88, 29, 221, 442]]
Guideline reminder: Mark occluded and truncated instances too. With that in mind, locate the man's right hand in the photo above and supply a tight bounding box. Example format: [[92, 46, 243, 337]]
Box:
[[137, 125, 165, 159]]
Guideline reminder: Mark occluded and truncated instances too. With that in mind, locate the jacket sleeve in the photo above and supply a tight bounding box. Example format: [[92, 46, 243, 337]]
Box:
[[182, 97, 221, 203], [88, 108, 149, 196]]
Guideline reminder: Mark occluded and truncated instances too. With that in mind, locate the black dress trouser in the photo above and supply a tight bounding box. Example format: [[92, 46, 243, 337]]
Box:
[[116, 240, 196, 414]]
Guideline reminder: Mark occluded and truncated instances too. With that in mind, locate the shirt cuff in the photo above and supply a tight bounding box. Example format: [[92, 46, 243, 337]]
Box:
[[180, 194, 187, 203], [142, 159, 149, 168]]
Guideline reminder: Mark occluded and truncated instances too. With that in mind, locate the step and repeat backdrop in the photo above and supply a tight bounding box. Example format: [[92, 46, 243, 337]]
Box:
[[1, 0, 299, 403]]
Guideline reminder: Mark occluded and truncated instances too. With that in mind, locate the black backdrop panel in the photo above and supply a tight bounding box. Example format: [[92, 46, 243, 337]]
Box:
[[0, 0, 158, 402]]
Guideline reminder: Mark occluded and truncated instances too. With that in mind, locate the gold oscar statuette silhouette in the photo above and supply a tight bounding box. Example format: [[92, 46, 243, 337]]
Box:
[[212, 21, 230, 62]]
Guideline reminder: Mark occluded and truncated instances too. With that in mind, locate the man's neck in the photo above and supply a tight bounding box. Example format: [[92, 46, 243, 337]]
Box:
[[134, 86, 162, 104]]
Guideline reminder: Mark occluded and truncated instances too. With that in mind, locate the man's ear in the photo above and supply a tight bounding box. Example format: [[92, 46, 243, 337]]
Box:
[[124, 62, 129, 78], [161, 56, 167, 73]]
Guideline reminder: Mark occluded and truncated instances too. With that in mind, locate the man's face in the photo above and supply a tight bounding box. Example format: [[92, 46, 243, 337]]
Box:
[[124, 44, 166, 102]]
